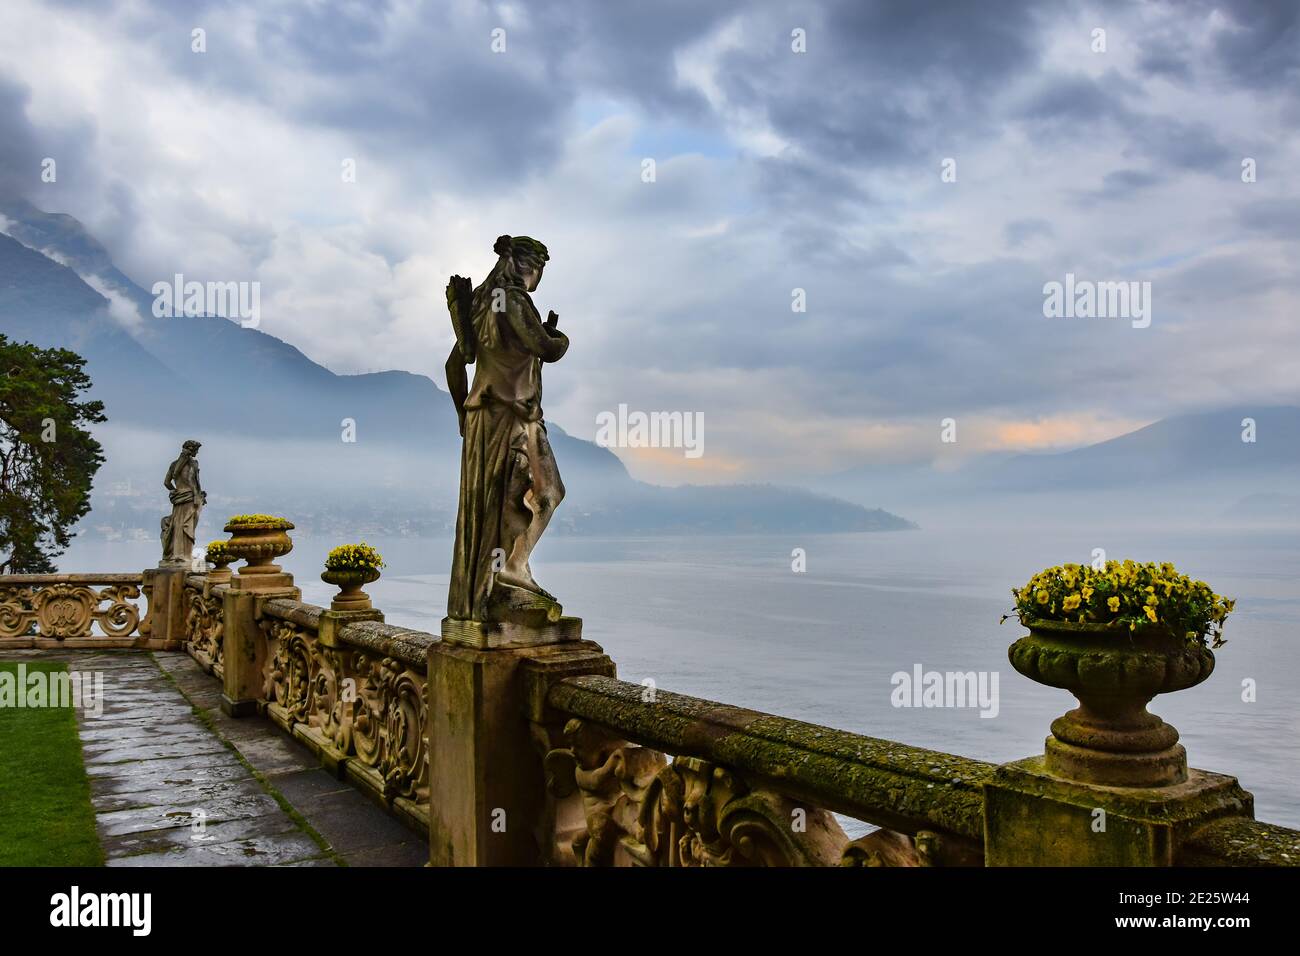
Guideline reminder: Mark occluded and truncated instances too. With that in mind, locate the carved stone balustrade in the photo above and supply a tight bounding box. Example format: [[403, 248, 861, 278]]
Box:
[[257, 598, 433, 835], [0, 573, 149, 648]]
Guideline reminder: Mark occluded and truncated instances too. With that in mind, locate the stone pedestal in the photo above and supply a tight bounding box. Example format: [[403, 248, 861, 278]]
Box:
[[220, 577, 299, 717], [141, 565, 189, 649], [426, 622, 614, 866], [230, 570, 299, 595], [220, 588, 262, 717], [983, 755, 1253, 866], [440, 615, 582, 649], [317, 607, 384, 648]]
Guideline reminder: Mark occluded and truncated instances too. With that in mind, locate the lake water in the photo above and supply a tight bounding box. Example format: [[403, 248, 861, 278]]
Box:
[[60, 527, 1300, 830]]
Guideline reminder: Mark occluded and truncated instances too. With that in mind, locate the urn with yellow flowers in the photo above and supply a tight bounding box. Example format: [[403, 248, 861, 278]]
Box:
[[1005, 560, 1233, 788]]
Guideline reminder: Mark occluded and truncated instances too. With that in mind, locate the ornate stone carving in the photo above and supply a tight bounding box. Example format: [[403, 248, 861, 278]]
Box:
[[0, 579, 142, 639], [184, 585, 224, 674], [841, 829, 921, 866], [263, 618, 313, 723], [0, 585, 36, 638], [356, 656, 429, 802], [260, 615, 428, 805], [544, 718, 849, 867]]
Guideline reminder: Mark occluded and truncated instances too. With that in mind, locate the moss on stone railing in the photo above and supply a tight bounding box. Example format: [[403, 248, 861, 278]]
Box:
[[549, 674, 991, 841], [1178, 817, 1300, 866], [539, 674, 989, 866]]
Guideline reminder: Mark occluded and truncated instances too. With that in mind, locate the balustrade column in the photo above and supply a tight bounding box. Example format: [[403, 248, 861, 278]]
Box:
[[426, 624, 614, 866], [220, 518, 300, 717], [140, 566, 189, 649]]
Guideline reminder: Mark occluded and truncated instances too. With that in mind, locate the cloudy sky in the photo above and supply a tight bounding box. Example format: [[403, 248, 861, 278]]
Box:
[[1, 0, 1297, 484]]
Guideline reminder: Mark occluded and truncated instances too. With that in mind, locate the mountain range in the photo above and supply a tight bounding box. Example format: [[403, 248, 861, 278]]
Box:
[[0, 198, 911, 537], [6, 197, 1295, 539]]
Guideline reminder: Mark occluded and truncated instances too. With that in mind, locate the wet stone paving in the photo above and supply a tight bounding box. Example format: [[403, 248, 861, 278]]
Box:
[[11, 649, 426, 867]]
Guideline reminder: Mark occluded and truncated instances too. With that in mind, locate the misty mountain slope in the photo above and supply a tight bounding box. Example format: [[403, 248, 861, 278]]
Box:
[[990, 406, 1300, 490], [0, 201, 908, 534], [0, 232, 186, 423], [813, 406, 1300, 529], [572, 483, 917, 534], [0, 197, 153, 316]]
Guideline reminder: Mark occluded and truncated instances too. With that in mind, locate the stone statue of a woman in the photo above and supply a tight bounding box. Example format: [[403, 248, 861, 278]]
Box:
[[444, 236, 570, 626], [160, 439, 206, 567]]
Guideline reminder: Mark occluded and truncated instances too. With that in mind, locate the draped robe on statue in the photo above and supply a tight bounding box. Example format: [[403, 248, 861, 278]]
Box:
[[448, 285, 567, 620]]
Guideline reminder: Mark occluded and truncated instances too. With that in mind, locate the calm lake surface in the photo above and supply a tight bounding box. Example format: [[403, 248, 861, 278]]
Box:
[[61, 527, 1300, 830]]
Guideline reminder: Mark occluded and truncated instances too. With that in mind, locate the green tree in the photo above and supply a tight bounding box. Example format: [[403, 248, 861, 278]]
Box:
[[0, 334, 105, 573]]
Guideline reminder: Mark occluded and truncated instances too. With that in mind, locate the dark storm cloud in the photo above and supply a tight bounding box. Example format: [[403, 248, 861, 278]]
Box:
[[1078, 0, 1300, 104], [531, 0, 744, 117], [0, 72, 130, 240], [70, 0, 746, 191], [1204, 0, 1300, 88], [1090, 167, 1164, 200], [713, 0, 1058, 208], [1236, 198, 1300, 239], [0, 76, 42, 197]]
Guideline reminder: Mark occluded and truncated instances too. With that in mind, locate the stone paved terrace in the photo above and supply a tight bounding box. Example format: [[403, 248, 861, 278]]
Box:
[[7, 649, 426, 867]]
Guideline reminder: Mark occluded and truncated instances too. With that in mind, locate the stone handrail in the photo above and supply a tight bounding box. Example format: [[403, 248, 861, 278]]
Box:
[[539, 673, 988, 866], [1178, 816, 1300, 866], [0, 572, 149, 646]]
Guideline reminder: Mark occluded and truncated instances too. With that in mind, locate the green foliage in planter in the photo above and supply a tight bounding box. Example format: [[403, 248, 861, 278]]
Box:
[[1008, 560, 1234, 648], [324, 542, 385, 574]]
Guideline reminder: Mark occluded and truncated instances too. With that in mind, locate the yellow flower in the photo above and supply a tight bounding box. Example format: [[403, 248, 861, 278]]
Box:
[[1144, 606, 1158, 623], [1036, 589, 1050, 605], [1107, 596, 1120, 612], [1063, 594, 1081, 611]]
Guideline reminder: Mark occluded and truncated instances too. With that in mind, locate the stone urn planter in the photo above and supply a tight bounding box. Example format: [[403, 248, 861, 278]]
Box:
[[204, 541, 236, 584], [223, 517, 295, 578], [1009, 619, 1215, 787], [321, 567, 380, 611], [321, 543, 385, 612]]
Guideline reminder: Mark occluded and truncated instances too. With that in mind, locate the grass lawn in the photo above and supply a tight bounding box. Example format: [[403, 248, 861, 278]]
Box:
[[0, 661, 104, 866]]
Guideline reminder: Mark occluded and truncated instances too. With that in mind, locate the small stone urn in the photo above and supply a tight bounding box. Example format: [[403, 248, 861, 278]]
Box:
[[223, 517, 295, 579], [204, 541, 236, 584], [321, 567, 380, 611], [1009, 620, 1215, 787]]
